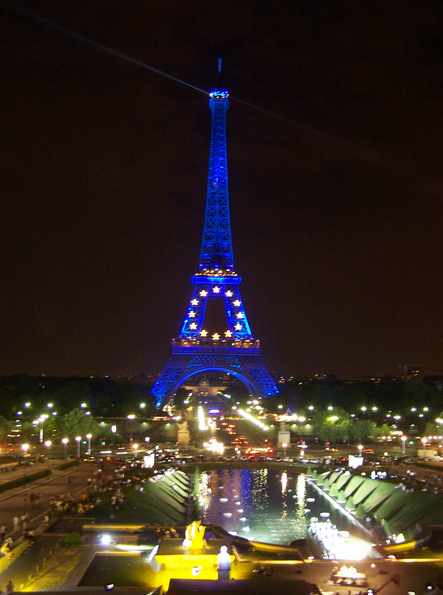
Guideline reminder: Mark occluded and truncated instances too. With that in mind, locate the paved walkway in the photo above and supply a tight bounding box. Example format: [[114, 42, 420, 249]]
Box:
[[0, 460, 98, 591], [0, 461, 95, 521], [0, 534, 63, 591]]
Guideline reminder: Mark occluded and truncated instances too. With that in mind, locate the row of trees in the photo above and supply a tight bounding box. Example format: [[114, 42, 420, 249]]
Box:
[[0, 374, 442, 443], [0, 408, 121, 446], [268, 378, 442, 414], [0, 375, 155, 420], [305, 408, 391, 443], [1, 374, 441, 416]]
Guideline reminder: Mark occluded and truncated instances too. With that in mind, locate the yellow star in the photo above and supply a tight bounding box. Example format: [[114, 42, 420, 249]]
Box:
[[225, 330, 232, 337], [212, 333, 220, 340], [235, 323, 242, 331], [200, 329, 208, 337], [189, 311, 196, 318], [233, 300, 241, 307], [189, 322, 198, 330], [191, 299, 199, 306], [213, 286, 220, 293], [225, 290, 233, 297], [236, 312, 244, 319], [200, 290, 208, 297]]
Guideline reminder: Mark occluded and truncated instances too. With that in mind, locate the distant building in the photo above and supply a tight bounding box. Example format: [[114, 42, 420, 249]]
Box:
[[407, 367, 420, 381]]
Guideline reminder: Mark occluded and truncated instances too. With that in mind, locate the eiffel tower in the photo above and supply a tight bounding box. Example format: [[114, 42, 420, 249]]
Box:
[[152, 66, 279, 409]]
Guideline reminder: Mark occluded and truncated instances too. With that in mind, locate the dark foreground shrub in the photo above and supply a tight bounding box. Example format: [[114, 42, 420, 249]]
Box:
[[64, 532, 83, 546]]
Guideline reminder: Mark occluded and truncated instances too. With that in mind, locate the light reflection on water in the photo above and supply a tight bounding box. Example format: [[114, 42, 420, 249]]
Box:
[[200, 468, 327, 545]]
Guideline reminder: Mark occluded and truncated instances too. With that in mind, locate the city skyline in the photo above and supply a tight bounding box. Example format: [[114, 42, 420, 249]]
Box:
[[2, 2, 443, 380]]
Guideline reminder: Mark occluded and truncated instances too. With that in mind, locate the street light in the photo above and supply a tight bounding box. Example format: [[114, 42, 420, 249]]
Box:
[[401, 435, 407, 455], [282, 442, 287, 460], [358, 444, 363, 457], [62, 438, 68, 461], [298, 417, 306, 441], [75, 436, 81, 459], [21, 443, 29, 485], [133, 443, 139, 459], [45, 440, 52, 469], [86, 433, 92, 455], [39, 414, 48, 443], [329, 416, 338, 443]]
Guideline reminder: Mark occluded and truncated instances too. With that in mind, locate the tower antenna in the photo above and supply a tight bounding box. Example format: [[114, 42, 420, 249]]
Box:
[[217, 57, 222, 89]]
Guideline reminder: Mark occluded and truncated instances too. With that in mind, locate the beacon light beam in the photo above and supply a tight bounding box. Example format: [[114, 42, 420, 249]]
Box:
[[237, 408, 269, 431], [1, 1, 419, 179]]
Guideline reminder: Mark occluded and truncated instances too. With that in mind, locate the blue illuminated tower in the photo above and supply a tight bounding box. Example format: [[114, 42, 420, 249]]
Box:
[[152, 70, 278, 408]]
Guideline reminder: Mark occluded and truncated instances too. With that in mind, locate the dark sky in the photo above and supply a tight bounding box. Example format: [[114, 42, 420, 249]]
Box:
[[2, 1, 443, 380]]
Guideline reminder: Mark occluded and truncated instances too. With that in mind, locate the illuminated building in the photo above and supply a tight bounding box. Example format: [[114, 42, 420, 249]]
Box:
[[152, 63, 278, 408]]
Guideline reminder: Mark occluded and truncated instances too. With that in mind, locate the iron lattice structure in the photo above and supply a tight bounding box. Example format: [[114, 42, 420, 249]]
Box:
[[151, 85, 278, 408]]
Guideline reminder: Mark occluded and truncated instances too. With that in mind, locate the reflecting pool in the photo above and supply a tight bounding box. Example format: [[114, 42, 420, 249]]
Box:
[[200, 468, 356, 545]]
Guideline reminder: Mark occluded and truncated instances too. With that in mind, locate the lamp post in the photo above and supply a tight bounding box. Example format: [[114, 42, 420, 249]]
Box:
[[86, 433, 92, 455], [329, 416, 338, 443], [298, 416, 306, 441], [358, 444, 363, 457], [401, 435, 407, 455], [133, 443, 139, 459], [282, 442, 287, 460], [39, 414, 48, 444], [45, 440, 52, 469], [21, 443, 29, 485], [62, 438, 68, 462], [75, 436, 81, 459]]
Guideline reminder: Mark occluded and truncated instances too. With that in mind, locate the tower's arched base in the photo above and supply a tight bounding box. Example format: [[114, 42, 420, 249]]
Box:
[[151, 345, 278, 409]]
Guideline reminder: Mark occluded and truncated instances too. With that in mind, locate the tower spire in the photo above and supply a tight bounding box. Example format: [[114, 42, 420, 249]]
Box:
[[217, 56, 222, 89], [199, 64, 233, 273]]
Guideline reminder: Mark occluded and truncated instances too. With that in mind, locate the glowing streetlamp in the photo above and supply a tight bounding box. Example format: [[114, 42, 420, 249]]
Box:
[[298, 416, 306, 440], [75, 436, 81, 458], [401, 435, 407, 455], [62, 438, 69, 461], [329, 415, 338, 443], [358, 444, 363, 456], [38, 414, 49, 443], [422, 437, 428, 458], [45, 440, 52, 469], [86, 433, 92, 455], [22, 443, 29, 484], [282, 442, 287, 460], [133, 443, 139, 459]]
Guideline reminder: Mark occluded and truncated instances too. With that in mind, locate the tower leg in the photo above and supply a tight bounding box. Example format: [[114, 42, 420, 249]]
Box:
[[151, 351, 278, 409]]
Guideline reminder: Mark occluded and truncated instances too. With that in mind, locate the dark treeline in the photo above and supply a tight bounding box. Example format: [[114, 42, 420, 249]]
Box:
[[0, 373, 442, 437], [264, 376, 443, 435], [0, 374, 156, 420]]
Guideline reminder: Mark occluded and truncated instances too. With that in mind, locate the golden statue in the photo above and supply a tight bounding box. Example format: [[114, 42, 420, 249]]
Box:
[[182, 520, 206, 549]]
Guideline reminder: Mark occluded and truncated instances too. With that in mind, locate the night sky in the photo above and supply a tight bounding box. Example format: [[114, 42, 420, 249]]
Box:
[[2, 1, 443, 380]]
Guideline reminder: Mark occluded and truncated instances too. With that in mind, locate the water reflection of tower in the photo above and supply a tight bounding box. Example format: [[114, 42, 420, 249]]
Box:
[[221, 468, 232, 494], [206, 471, 216, 495], [295, 474, 307, 523], [205, 471, 219, 520], [199, 473, 212, 517], [280, 471, 288, 520], [251, 468, 268, 511], [230, 469, 242, 502]]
